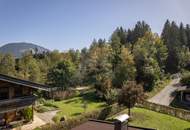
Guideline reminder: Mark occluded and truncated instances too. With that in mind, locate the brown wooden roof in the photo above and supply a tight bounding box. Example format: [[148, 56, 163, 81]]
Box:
[[0, 74, 50, 91], [71, 120, 156, 130], [177, 86, 190, 92]]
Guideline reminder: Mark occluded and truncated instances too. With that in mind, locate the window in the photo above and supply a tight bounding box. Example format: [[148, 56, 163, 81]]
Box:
[[0, 87, 9, 100], [14, 87, 23, 98]]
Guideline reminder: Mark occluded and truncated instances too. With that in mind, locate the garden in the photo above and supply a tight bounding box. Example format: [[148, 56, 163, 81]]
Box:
[[109, 107, 190, 130], [37, 91, 107, 123]]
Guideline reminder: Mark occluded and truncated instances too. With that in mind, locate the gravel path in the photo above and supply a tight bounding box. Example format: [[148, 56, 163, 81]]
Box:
[[148, 78, 180, 106], [13, 115, 46, 130], [35, 110, 59, 124]]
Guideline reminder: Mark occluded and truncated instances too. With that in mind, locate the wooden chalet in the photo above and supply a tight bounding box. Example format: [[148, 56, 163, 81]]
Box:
[[0, 74, 49, 128], [177, 86, 190, 105]]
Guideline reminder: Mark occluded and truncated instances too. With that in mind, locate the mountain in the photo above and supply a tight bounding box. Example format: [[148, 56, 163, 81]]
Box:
[[0, 42, 50, 58]]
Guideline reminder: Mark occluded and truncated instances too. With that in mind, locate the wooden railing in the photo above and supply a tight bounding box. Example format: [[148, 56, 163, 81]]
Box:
[[0, 96, 36, 113]]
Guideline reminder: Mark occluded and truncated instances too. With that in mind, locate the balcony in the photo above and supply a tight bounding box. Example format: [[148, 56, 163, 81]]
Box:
[[0, 96, 36, 113]]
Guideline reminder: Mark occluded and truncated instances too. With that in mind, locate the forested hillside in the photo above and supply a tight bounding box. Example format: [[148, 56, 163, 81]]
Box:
[[0, 20, 190, 95]]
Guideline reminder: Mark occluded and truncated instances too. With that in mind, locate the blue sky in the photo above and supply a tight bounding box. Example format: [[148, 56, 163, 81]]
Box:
[[0, 0, 190, 51]]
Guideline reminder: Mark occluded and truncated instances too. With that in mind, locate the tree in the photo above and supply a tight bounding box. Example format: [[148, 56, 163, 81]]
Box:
[[154, 37, 168, 71], [0, 54, 16, 76], [104, 89, 118, 105], [110, 34, 122, 71], [95, 75, 112, 99], [179, 23, 188, 46], [18, 54, 41, 82], [133, 32, 164, 91], [112, 47, 136, 87], [162, 20, 190, 73], [83, 41, 112, 84], [118, 81, 144, 116], [112, 27, 127, 45], [47, 60, 76, 90], [127, 21, 151, 51], [186, 24, 190, 49], [67, 49, 81, 68]]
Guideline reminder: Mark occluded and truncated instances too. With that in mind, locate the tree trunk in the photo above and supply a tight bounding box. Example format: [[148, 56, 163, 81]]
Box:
[[128, 100, 131, 116], [128, 107, 131, 116]]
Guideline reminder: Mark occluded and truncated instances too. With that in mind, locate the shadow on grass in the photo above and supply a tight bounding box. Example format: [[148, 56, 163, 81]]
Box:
[[64, 98, 80, 104], [82, 91, 101, 103], [97, 104, 107, 108], [72, 112, 82, 116]]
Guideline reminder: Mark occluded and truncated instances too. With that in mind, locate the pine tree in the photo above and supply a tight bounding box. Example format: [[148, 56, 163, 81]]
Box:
[[179, 23, 188, 46], [127, 21, 151, 51], [110, 34, 122, 71], [112, 27, 127, 45], [186, 24, 190, 49], [161, 20, 181, 73]]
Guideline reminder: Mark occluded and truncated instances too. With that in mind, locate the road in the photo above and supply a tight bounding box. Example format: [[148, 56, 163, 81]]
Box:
[[148, 78, 180, 106]]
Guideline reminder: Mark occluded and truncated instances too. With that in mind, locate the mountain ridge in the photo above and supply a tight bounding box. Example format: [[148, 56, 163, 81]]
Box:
[[0, 42, 50, 58]]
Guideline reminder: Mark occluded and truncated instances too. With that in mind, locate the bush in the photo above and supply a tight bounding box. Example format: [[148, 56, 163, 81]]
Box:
[[180, 73, 190, 85], [104, 89, 118, 105], [22, 107, 33, 121], [35, 105, 56, 113], [37, 98, 46, 104], [44, 100, 58, 108]]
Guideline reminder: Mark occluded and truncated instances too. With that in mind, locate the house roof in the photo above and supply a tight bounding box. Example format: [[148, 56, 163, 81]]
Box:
[[177, 86, 190, 92], [71, 119, 156, 130], [0, 74, 50, 91]]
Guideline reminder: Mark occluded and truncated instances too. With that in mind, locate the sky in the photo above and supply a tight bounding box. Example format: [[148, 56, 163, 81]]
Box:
[[0, 0, 190, 51]]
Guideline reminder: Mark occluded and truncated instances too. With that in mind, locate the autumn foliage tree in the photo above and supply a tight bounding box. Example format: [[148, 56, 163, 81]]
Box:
[[118, 81, 144, 116]]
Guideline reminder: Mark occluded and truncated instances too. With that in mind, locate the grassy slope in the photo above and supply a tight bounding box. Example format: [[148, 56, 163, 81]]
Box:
[[48, 92, 106, 122], [109, 107, 190, 130]]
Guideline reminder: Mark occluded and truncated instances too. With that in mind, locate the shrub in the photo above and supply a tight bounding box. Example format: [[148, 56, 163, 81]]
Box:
[[180, 72, 190, 85], [104, 89, 118, 105], [44, 100, 58, 108], [22, 107, 33, 121], [35, 105, 56, 113]]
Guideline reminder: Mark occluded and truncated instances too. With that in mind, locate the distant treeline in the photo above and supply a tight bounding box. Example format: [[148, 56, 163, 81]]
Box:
[[0, 20, 190, 93]]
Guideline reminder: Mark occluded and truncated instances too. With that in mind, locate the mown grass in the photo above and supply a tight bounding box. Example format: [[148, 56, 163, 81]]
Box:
[[109, 107, 190, 130], [46, 91, 106, 123]]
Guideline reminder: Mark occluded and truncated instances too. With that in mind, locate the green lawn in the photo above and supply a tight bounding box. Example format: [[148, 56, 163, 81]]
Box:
[[109, 107, 190, 130], [45, 91, 106, 123]]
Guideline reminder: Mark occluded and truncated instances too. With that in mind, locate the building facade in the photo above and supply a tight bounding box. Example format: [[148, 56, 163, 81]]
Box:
[[0, 74, 49, 128]]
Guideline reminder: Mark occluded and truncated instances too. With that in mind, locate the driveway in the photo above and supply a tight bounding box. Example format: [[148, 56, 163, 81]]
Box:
[[13, 115, 46, 130], [35, 110, 59, 124], [148, 78, 180, 106], [13, 110, 58, 130]]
